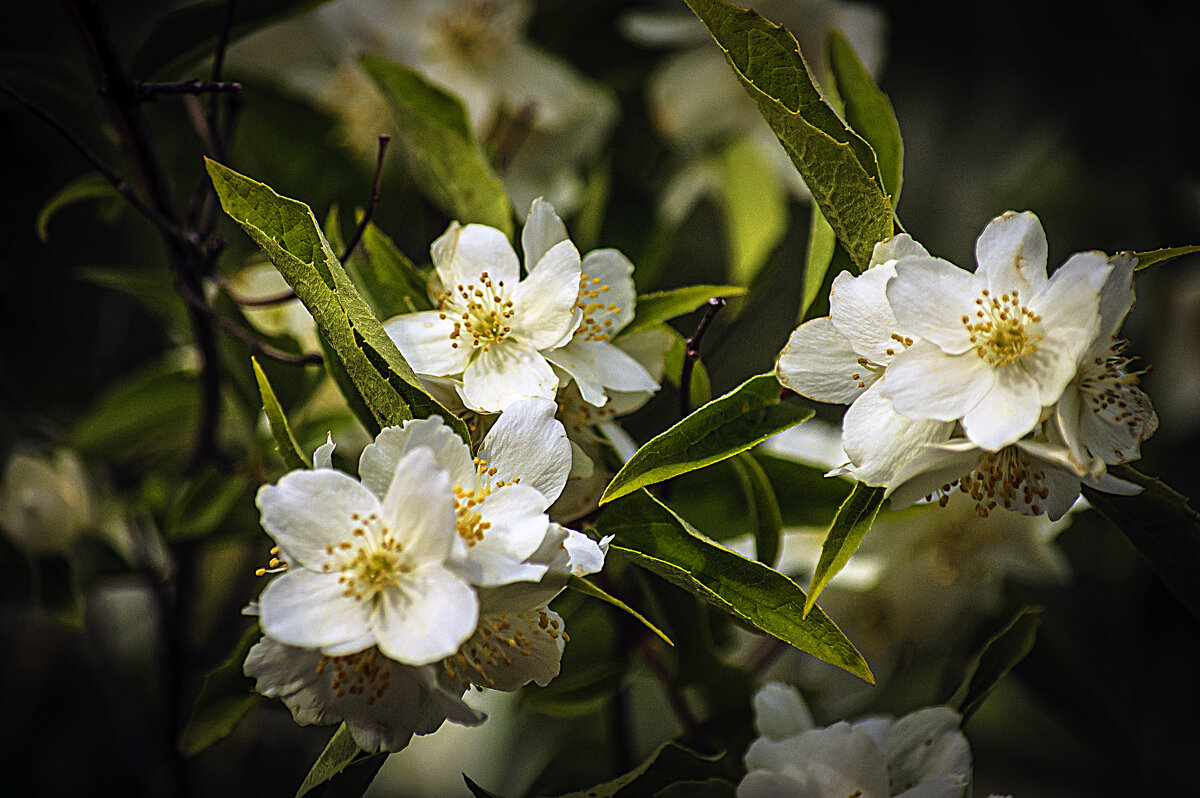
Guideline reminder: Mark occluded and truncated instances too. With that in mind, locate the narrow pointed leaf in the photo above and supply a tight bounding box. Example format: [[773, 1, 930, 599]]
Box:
[[560, 742, 729, 798], [622, 285, 747, 337], [358, 222, 432, 316], [178, 624, 261, 756], [37, 172, 122, 240], [252, 356, 310, 470], [597, 490, 872, 682], [600, 374, 812, 504], [1083, 465, 1200, 622], [206, 159, 468, 443], [1131, 245, 1200, 272], [801, 205, 838, 320], [568, 575, 673, 646], [952, 606, 1042, 724], [803, 483, 886, 618], [685, 0, 893, 269], [729, 452, 783, 567], [827, 29, 903, 206], [359, 54, 513, 236], [296, 724, 386, 798]]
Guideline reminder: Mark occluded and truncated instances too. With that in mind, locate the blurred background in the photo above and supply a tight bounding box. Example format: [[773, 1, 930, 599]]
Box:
[[2, 1, 1199, 796]]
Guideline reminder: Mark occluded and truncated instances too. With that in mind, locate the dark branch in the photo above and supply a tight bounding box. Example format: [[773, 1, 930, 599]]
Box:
[[679, 297, 726, 419], [210, 272, 299, 307], [134, 80, 241, 101], [340, 134, 392, 263], [204, 0, 238, 165], [176, 279, 322, 366]]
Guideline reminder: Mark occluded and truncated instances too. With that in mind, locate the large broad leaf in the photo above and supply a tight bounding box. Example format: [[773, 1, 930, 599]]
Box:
[[728, 452, 782, 567], [827, 29, 903, 207], [622, 285, 747, 338], [206, 159, 468, 442], [1131, 245, 1200, 272], [567, 575, 673, 646], [296, 725, 386, 798], [600, 374, 813, 504], [132, 0, 334, 79], [716, 138, 787, 286], [252, 356, 310, 470], [356, 222, 433, 317], [685, 0, 893, 270], [178, 624, 261, 756], [359, 54, 513, 237], [597, 490, 873, 682], [951, 606, 1042, 724], [1083, 465, 1200, 622], [803, 483, 886, 617]]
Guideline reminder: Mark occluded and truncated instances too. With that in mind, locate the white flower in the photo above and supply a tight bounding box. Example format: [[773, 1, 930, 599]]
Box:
[[384, 205, 582, 413], [885, 434, 1138, 522], [255, 446, 478, 665], [1054, 252, 1158, 471], [229, 263, 318, 352], [777, 234, 953, 485], [358, 401, 568, 586], [244, 635, 484, 753], [882, 212, 1112, 451], [0, 449, 93, 555], [739, 683, 971, 798]]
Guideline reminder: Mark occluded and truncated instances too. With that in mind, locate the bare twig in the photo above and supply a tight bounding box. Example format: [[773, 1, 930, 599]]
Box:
[[340, 134, 392, 263], [176, 279, 322, 366], [679, 297, 726, 419], [204, 0, 238, 165], [134, 80, 241, 101]]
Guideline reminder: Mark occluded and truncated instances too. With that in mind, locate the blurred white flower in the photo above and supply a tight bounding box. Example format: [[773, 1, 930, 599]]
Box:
[[0, 449, 93, 555], [384, 202, 583, 413], [777, 234, 953, 485], [739, 682, 971, 798], [882, 212, 1111, 452], [227, 263, 319, 352]]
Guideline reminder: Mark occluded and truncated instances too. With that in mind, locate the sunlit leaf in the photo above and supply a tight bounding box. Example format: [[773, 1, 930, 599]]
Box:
[[357, 222, 432, 317], [623, 285, 747, 337], [801, 205, 838, 320], [597, 490, 873, 682], [567, 575, 674, 646], [252, 356, 310, 470], [952, 606, 1042, 724], [1131, 245, 1200, 272], [296, 724, 386, 798], [179, 623, 261, 756], [716, 137, 786, 285], [600, 374, 812, 504], [803, 483, 886, 617]]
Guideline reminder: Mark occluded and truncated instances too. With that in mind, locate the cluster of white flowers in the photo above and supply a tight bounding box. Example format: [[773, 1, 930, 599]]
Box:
[[739, 682, 977, 798], [778, 211, 1157, 520], [244, 400, 608, 752]]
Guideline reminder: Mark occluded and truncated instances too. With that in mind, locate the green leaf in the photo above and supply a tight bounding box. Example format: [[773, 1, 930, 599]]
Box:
[[803, 483, 886, 618], [296, 724, 386, 798], [178, 623, 262, 756], [317, 331, 379, 437], [252, 356, 310, 470], [1082, 465, 1200, 621], [558, 741, 730, 798], [952, 606, 1043, 724], [37, 173, 122, 241], [1131, 245, 1200, 272], [163, 466, 252, 541], [357, 222, 433, 316], [359, 54, 513, 237], [597, 490, 873, 682], [567, 575, 673, 646], [827, 29, 903, 206], [205, 159, 469, 443], [801, 205, 838, 320], [716, 137, 787, 285], [600, 374, 812, 504], [684, 0, 893, 269], [463, 776, 503, 798], [623, 285, 747, 337], [132, 0, 335, 79], [76, 264, 188, 327], [729, 452, 783, 567]]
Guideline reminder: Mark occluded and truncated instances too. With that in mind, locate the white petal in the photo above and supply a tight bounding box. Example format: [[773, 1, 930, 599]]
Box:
[[580, 248, 637, 335], [615, 327, 673, 383], [974, 211, 1049, 293], [360, 418, 474, 500], [1098, 252, 1136, 340], [887, 258, 978, 354], [522, 198, 569, 270], [557, 340, 660, 400], [843, 383, 954, 485], [460, 609, 565, 691], [753, 682, 814, 741], [1025, 254, 1108, 404], [544, 342, 608, 406], [256, 469, 382, 568], [960, 364, 1042, 451], [829, 263, 907, 363], [511, 239, 583, 350], [384, 312, 472, 377], [776, 317, 868, 404], [380, 448, 457, 564], [313, 434, 335, 469], [563, 527, 606, 576], [885, 443, 985, 510], [461, 341, 559, 412], [881, 341, 994, 422], [868, 233, 929, 268], [479, 397, 572, 503], [258, 569, 373, 652], [442, 223, 520, 290], [1053, 384, 1095, 473], [469, 485, 554, 586], [373, 563, 478, 664], [885, 707, 971, 792]]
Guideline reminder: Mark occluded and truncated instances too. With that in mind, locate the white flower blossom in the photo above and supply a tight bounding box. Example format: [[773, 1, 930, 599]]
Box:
[[255, 446, 479, 664], [739, 683, 971, 798], [777, 234, 953, 485], [384, 203, 583, 413], [882, 212, 1111, 451], [0, 449, 93, 555]]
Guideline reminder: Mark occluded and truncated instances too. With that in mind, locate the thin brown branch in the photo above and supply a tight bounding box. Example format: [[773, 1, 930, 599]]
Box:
[[204, 0, 238, 165], [134, 80, 241, 101], [340, 134, 392, 263], [679, 297, 726, 419]]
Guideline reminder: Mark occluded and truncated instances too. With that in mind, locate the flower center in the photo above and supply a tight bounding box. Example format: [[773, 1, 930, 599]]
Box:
[[441, 610, 565, 689], [320, 512, 411, 602], [453, 457, 522, 546], [434, 1, 510, 65], [961, 288, 1043, 367], [1079, 340, 1151, 434], [922, 446, 1051, 517], [438, 271, 516, 352], [575, 273, 618, 342], [317, 647, 392, 704]]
